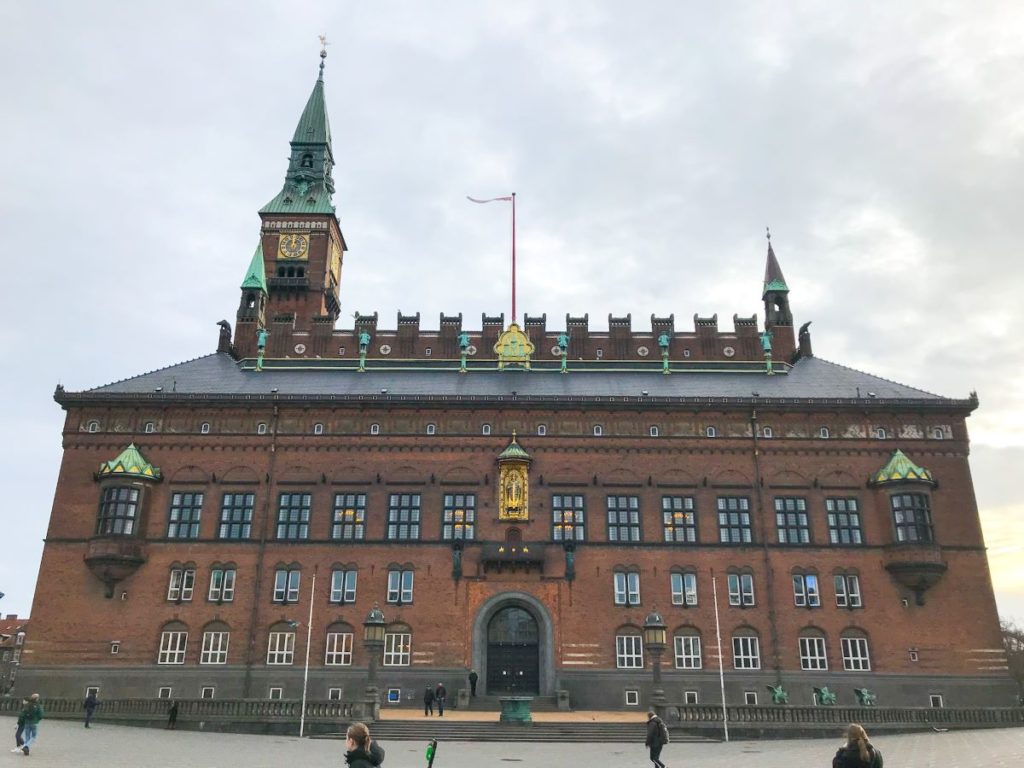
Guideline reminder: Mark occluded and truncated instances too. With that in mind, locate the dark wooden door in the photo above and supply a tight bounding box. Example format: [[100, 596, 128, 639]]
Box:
[[486, 606, 539, 694]]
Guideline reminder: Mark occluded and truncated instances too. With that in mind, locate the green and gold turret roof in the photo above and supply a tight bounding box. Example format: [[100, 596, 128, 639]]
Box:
[[762, 241, 789, 297], [869, 449, 934, 486], [97, 444, 162, 481], [240, 242, 268, 294], [498, 432, 531, 462]]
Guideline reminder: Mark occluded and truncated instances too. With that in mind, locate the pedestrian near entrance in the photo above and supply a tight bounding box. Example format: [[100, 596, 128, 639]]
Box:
[[166, 700, 179, 730], [83, 691, 99, 728], [832, 724, 883, 768], [19, 694, 44, 756], [468, 669, 478, 697], [344, 721, 385, 768], [434, 683, 447, 716], [423, 686, 434, 716], [10, 699, 27, 752], [645, 710, 669, 768]]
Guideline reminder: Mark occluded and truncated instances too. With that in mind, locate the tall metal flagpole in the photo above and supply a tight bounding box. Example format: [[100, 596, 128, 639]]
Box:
[[467, 194, 516, 323], [299, 565, 317, 738], [711, 569, 730, 742]]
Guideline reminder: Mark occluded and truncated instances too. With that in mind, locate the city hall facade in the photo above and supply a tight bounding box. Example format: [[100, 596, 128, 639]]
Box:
[[20, 56, 1014, 709]]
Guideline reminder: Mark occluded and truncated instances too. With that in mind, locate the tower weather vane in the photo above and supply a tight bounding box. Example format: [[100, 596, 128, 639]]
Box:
[[319, 34, 330, 57]]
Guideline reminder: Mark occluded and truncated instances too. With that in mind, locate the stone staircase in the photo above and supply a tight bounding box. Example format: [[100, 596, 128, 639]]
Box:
[[313, 720, 713, 743]]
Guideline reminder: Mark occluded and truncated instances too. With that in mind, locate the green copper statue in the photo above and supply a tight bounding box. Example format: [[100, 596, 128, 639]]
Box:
[[458, 332, 471, 350], [814, 686, 837, 706], [357, 331, 370, 373], [854, 688, 877, 707], [255, 327, 269, 372], [767, 684, 789, 705], [657, 333, 670, 350]]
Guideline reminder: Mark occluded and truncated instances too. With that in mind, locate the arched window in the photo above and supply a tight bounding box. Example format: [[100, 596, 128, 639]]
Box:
[[200, 621, 230, 665], [301, 153, 314, 168], [615, 625, 644, 668], [705, 425, 717, 438], [313, 423, 324, 435], [144, 421, 156, 434], [370, 423, 380, 435], [481, 423, 492, 436], [873, 426, 889, 440], [931, 427, 945, 440], [87, 420, 100, 433], [426, 423, 436, 435], [593, 424, 603, 437], [761, 426, 773, 439], [157, 621, 189, 665], [383, 622, 412, 666], [673, 626, 702, 669], [200, 422, 211, 434], [267, 621, 297, 665], [257, 422, 268, 435], [798, 628, 828, 671], [325, 622, 354, 666], [649, 425, 660, 437], [819, 426, 830, 439], [537, 424, 547, 436], [731, 627, 760, 669], [840, 629, 871, 671]]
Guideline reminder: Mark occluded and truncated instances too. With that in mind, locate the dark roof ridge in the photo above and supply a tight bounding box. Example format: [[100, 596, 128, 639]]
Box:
[[84, 352, 226, 393], [807, 356, 945, 400]]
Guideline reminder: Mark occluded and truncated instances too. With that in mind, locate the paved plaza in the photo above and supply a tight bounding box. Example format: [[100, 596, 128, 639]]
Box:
[[1, 719, 1021, 767]]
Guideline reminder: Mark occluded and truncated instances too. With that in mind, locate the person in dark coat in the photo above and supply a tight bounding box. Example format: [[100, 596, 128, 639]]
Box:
[[833, 723, 883, 768], [344, 722, 385, 768], [83, 691, 99, 728], [18, 694, 43, 756], [166, 700, 179, 730], [468, 670, 478, 697], [10, 699, 27, 752], [434, 683, 447, 717], [644, 710, 668, 768], [423, 686, 435, 716]]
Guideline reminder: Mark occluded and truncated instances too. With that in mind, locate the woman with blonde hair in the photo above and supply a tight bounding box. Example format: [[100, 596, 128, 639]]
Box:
[[344, 722, 386, 768], [832, 723, 883, 768]]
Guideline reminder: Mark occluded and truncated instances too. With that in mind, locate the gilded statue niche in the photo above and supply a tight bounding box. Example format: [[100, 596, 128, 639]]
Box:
[[496, 432, 532, 521]]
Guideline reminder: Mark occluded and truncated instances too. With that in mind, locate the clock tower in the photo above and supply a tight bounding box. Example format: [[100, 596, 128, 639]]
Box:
[[234, 48, 347, 358]]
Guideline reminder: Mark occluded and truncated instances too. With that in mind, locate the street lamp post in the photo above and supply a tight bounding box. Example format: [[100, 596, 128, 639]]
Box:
[[643, 608, 667, 707], [362, 603, 386, 709]]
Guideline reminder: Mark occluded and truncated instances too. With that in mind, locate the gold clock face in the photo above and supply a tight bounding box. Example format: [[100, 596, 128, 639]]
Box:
[[278, 234, 309, 260]]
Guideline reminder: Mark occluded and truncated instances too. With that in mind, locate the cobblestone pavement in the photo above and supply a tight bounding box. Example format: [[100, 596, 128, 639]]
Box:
[[2, 720, 1021, 767]]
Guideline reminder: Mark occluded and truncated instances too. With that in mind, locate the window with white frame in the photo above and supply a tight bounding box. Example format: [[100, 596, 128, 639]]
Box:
[[370, 423, 380, 435], [705, 425, 717, 438], [615, 634, 644, 668], [931, 427, 945, 440], [834, 574, 863, 608], [799, 635, 828, 670], [330, 569, 357, 603], [684, 690, 699, 704], [383, 630, 411, 666], [732, 635, 761, 669], [426, 423, 436, 435], [613, 571, 641, 606], [257, 422, 268, 435], [167, 568, 196, 602], [208, 567, 236, 602], [593, 424, 603, 436], [537, 424, 547, 436], [625, 690, 640, 706], [325, 631, 353, 665], [158, 630, 188, 665], [201, 686, 215, 699], [387, 569, 414, 604], [200, 631, 230, 665], [313, 423, 324, 435], [267, 631, 296, 665], [874, 426, 888, 439], [158, 686, 172, 699], [272, 568, 300, 603], [144, 421, 155, 433], [761, 426, 773, 438], [87, 420, 100, 433], [200, 422, 211, 434], [670, 571, 698, 606], [268, 687, 283, 699], [482, 423, 492, 436], [727, 573, 755, 606], [649, 425, 660, 437], [819, 426, 830, 439], [674, 633, 702, 669], [744, 690, 758, 705], [662, 496, 697, 543], [792, 573, 821, 607], [328, 687, 343, 700], [929, 694, 944, 708], [842, 636, 871, 670]]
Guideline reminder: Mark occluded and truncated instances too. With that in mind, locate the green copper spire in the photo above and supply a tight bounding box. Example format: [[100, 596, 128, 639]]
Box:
[[240, 242, 268, 294], [762, 238, 789, 298], [498, 432, 532, 462], [97, 444, 162, 481], [869, 449, 935, 486], [261, 49, 336, 215]]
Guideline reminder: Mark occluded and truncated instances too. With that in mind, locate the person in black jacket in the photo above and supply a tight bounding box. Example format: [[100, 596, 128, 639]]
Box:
[[833, 723, 883, 768], [423, 686, 435, 716], [434, 683, 447, 716], [344, 722, 385, 768], [644, 710, 668, 768]]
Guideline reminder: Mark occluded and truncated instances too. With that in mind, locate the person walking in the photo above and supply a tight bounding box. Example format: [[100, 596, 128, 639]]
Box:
[[645, 710, 669, 768], [422, 686, 434, 717], [468, 670, 478, 698], [434, 682, 447, 717], [10, 699, 27, 752], [83, 691, 99, 728], [19, 694, 44, 756], [833, 723, 883, 768], [166, 700, 179, 730], [343, 721, 385, 768]]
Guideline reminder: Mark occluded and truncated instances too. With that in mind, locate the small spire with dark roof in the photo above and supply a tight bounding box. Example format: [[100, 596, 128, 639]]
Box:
[[762, 227, 789, 299]]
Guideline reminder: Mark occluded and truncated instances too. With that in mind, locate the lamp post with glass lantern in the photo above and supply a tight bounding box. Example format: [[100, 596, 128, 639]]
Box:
[[362, 603, 386, 705], [643, 608, 667, 707]]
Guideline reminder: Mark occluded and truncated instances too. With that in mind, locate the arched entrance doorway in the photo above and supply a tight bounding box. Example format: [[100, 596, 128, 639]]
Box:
[[486, 606, 539, 694]]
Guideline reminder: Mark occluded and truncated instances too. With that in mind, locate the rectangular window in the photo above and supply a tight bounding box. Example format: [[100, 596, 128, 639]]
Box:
[[267, 632, 296, 665], [744, 691, 758, 705], [841, 637, 871, 670], [167, 568, 196, 602], [442, 493, 476, 540], [168, 492, 204, 539], [625, 690, 640, 706], [383, 632, 411, 666], [684, 690, 699, 705], [552, 494, 585, 541], [158, 687, 173, 699], [662, 496, 697, 543], [387, 569, 414, 604], [219, 493, 254, 539], [273, 569, 301, 603], [793, 574, 821, 607], [670, 572, 698, 607], [330, 569, 357, 603], [732, 636, 761, 669], [200, 631, 229, 665], [331, 494, 366, 540], [834, 574, 863, 608], [615, 635, 644, 668], [613, 571, 641, 606], [277, 492, 311, 540], [268, 687, 283, 700], [208, 568, 236, 602], [717, 497, 752, 543], [201, 687, 215, 699], [826, 498, 863, 544], [891, 493, 934, 543], [799, 636, 828, 670], [328, 687, 343, 701], [387, 494, 421, 540], [158, 631, 188, 665], [929, 694, 944, 708], [325, 632, 353, 666], [607, 496, 641, 542], [727, 573, 755, 606], [97, 486, 139, 536], [775, 497, 810, 544], [673, 635, 702, 669]]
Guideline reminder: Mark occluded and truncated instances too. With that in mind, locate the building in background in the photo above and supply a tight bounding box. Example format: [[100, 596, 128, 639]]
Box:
[[0, 615, 29, 696], [19, 54, 1013, 709]]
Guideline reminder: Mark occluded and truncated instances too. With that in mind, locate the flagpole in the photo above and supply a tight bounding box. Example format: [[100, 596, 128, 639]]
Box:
[[711, 569, 730, 742], [511, 192, 516, 323]]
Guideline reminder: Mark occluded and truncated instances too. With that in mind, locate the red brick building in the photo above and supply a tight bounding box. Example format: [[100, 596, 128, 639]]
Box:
[[21, 55, 1013, 710], [0, 615, 28, 696]]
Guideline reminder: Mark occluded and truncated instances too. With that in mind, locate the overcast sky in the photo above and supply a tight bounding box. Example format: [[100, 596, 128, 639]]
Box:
[[1, 2, 1022, 623]]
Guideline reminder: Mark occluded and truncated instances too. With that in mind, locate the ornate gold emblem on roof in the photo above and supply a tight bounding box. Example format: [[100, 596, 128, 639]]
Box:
[[493, 322, 535, 370]]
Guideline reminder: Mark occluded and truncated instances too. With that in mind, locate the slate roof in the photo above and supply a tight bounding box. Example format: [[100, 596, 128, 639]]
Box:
[[61, 352, 973, 410]]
